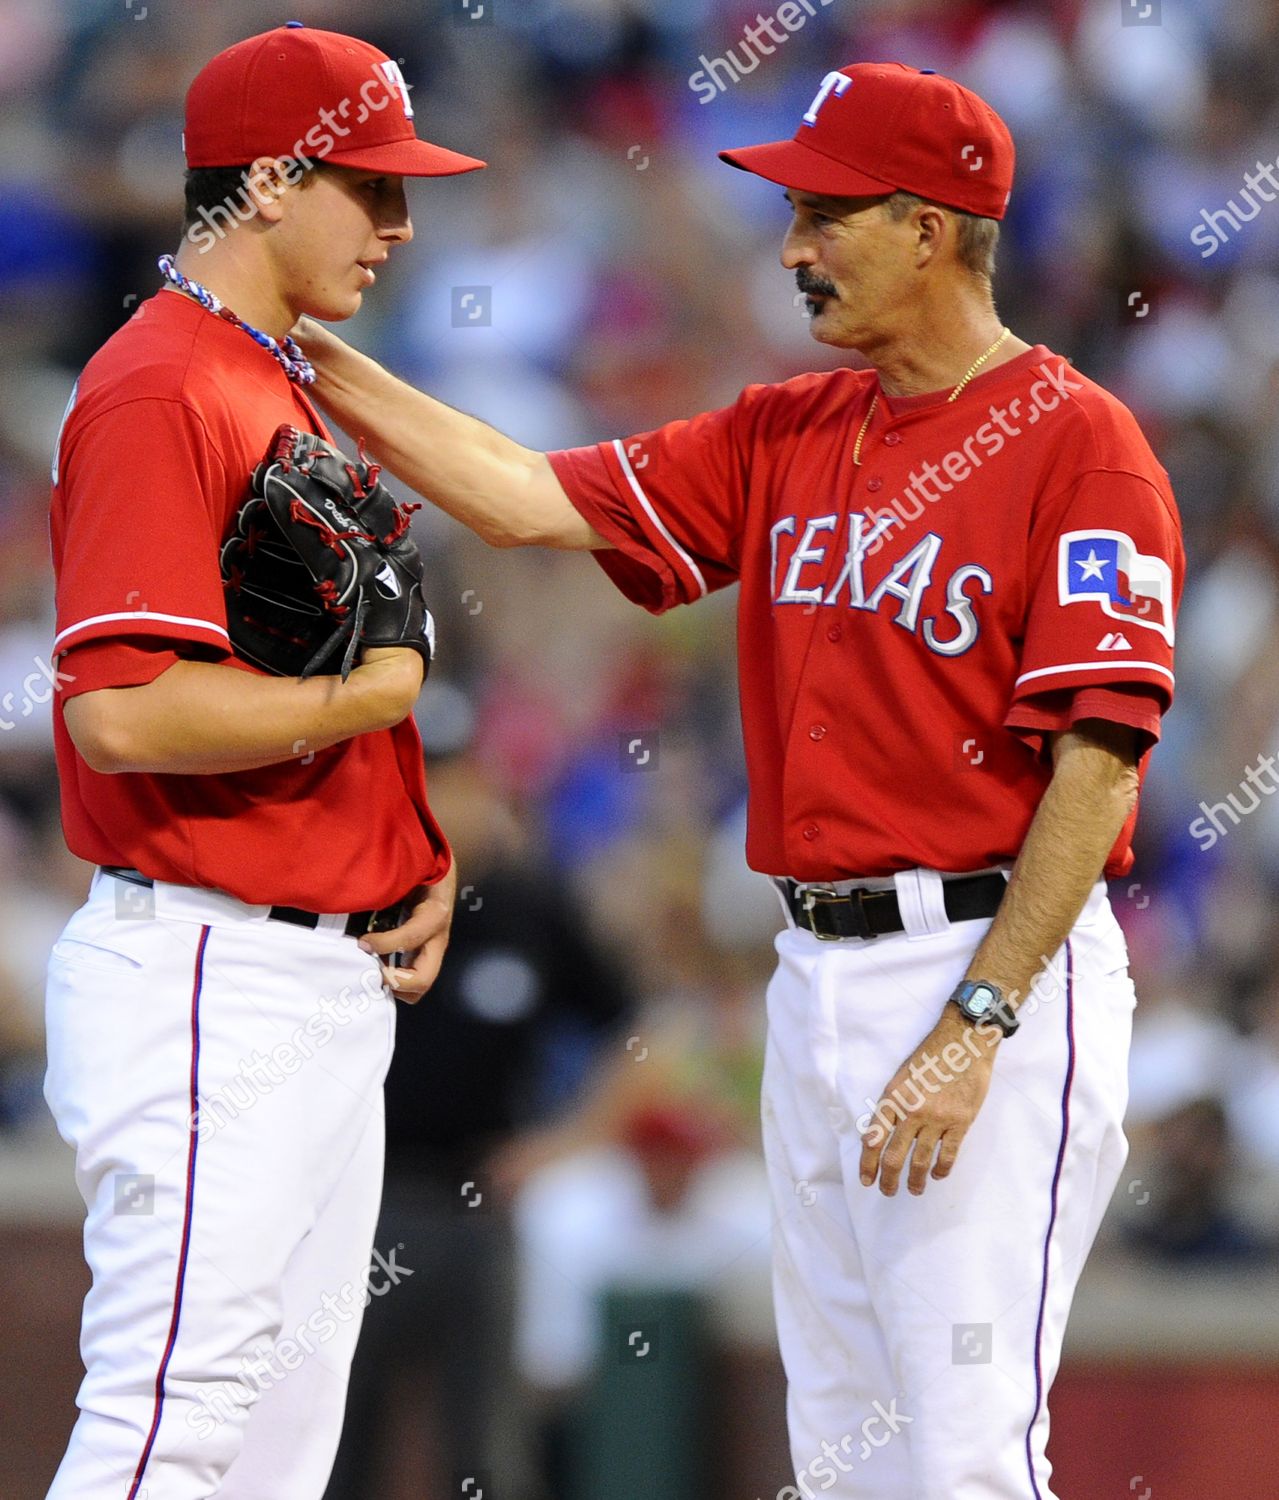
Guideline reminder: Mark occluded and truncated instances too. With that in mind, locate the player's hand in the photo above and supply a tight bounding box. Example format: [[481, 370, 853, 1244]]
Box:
[[858, 1011, 999, 1197], [356, 647, 426, 726], [358, 861, 457, 1003], [360, 645, 426, 683]]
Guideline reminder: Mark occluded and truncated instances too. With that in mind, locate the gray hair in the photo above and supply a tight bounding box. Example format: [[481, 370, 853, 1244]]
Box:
[[883, 191, 1000, 284]]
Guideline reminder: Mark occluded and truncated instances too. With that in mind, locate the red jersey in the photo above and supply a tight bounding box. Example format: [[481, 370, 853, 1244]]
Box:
[[50, 290, 449, 911], [549, 345, 1183, 881]]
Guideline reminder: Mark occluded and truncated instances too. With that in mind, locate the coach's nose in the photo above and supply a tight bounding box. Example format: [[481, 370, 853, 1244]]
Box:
[[781, 219, 815, 271]]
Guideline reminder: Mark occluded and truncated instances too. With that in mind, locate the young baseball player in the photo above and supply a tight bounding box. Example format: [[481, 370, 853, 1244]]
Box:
[[299, 62, 1183, 1500], [44, 26, 482, 1500]]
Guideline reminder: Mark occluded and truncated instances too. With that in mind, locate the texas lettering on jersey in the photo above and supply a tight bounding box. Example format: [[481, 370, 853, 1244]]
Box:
[[771, 511, 991, 657]]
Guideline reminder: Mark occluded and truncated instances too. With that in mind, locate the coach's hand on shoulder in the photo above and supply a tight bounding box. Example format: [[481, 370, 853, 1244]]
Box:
[[292, 319, 356, 395], [292, 316, 332, 352], [293, 316, 606, 553], [858, 1009, 1000, 1198], [358, 858, 457, 1003]]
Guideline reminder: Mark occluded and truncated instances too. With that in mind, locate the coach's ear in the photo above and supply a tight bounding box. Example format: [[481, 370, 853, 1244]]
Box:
[[899, 200, 950, 270], [242, 157, 305, 225]]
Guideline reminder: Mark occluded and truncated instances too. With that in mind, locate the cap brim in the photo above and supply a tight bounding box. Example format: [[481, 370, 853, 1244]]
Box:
[[719, 137, 895, 198], [323, 137, 486, 177]]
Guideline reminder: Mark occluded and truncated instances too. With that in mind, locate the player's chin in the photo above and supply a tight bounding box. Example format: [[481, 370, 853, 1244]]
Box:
[[302, 289, 364, 322]]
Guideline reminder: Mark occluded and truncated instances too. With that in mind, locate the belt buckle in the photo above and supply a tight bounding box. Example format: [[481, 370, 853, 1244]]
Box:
[[799, 884, 880, 941], [800, 885, 845, 942]]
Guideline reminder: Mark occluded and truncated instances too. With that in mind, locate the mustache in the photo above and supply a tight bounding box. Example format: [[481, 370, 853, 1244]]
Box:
[[796, 271, 838, 299]]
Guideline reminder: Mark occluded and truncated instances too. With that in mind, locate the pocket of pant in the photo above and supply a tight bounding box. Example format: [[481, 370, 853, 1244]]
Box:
[[1091, 907, 1133, 980], [1068, 895, 1131, 974], [50, 936, 145, 973]]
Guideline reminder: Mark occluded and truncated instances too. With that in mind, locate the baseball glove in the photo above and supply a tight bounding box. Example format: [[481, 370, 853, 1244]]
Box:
[[221, 425, 435, 681]]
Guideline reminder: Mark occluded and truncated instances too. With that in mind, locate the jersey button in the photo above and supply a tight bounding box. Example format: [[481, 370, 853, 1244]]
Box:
[[884, 431, 902, 446], [865, 476, 883, 492], [802, 823, 820, 841], [809, 724, 827, 741], [827, 624, 842, 643]]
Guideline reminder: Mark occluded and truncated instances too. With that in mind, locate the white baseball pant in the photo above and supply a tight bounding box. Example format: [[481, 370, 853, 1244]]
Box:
[[763, 871, 1132, 1500], [43, 868, 396, 1499]]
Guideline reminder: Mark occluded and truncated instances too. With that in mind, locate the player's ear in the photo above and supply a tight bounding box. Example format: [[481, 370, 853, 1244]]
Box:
[[243, 156, 302, 225]]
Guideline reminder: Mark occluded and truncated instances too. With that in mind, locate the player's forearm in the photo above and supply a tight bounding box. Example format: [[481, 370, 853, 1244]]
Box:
[[298, 320, 603, 551], [65, 655, 420, 776], [962, 720, 1140, 1008]]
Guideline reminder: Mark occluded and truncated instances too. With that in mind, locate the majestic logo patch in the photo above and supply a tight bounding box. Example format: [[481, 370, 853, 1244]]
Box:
[[1058, 530, 1173, 643]]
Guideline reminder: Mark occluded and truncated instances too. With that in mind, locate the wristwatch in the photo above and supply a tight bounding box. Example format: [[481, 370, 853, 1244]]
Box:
[[948, 980, 1019, 1038]]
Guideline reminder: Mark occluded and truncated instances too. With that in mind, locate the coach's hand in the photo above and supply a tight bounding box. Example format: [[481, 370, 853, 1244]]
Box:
[[858, 1011, 999, 1197], [358, 861, 457, 1003]]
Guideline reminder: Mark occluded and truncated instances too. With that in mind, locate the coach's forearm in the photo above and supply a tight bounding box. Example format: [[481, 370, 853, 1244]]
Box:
[[298, 320, 604, 551], [961, 719, 1140, 1009], [65, 653, 421, 776]]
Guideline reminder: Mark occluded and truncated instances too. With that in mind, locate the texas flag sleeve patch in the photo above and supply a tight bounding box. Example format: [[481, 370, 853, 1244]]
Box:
[[1058, 529, 1174, 644], [1011, 469, 1184, 714]]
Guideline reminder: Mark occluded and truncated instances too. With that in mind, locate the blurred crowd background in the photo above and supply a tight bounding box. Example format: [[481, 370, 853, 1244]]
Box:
[[3, 0, 1279, 1496]]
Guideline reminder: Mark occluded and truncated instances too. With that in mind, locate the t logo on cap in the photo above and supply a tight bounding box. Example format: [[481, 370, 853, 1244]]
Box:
[[803, 70, 852, 127], [377, 59, 414, 121], [719, 62, 1016, 221]]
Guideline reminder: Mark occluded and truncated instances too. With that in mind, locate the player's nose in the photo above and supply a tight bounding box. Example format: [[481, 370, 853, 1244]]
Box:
[[380, 182, 414, 246]]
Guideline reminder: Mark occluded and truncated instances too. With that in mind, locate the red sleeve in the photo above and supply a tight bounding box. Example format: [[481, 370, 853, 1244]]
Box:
[[547, 389, 762, 615], [1011, 467, 1183, 716], [58, 639, 220, 698], [1005, 683, 1165, 757], [53, 397, 233, 660]]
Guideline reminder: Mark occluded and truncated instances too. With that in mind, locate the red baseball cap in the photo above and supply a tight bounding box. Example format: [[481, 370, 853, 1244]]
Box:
[[184, 23, 485, 178], [720, 62, 1013, 220]]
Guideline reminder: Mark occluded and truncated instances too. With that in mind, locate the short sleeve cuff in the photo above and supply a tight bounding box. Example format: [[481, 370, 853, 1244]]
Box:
[[59, 640, 189, 698], [53, 610, 230, 658], [1006, 683, 1165, 756], [547, 446, 677, 613]]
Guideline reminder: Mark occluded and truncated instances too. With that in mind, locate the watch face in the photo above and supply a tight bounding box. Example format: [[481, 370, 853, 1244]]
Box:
[[962, 984, 998, 1019]]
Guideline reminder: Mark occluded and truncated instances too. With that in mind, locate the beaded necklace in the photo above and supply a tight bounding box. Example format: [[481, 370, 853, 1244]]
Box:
[[157, 255, 315, 385]]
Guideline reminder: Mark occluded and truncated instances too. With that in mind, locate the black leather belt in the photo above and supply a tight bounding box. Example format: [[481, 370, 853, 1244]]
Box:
[[782, 872, 1006, 942], [101, 867, 418, 942]]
